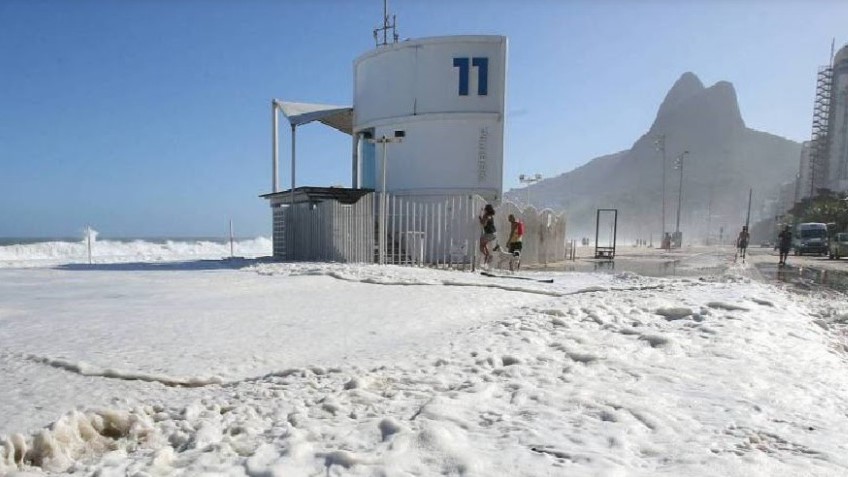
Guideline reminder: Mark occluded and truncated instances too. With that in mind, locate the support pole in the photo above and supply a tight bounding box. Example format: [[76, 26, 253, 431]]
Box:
[[290, 124, 297, 206], [272, 101, 279, 193], [380, 137, 388, 265], [352, 133, 360, 189]]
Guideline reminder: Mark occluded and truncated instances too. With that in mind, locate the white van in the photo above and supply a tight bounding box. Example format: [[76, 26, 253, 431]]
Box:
[[829, 232, 848, 259], [793, 223, 829, 256]]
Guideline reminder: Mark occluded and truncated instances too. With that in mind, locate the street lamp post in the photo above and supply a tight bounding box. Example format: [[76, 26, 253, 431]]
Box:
[[519, 173, 542, 207], [369, 132, 404, 265], [654, 135, 667, 241], [674, 150, 689, 246]]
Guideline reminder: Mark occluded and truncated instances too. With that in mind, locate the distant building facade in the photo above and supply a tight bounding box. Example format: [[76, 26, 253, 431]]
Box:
[[828, 44, 848, 193], [807, 43, 848, 196], [796, 141, 812, 202]]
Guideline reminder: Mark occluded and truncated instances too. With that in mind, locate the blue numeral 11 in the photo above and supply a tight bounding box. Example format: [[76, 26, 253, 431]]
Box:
[[453, 57, 488, 96]]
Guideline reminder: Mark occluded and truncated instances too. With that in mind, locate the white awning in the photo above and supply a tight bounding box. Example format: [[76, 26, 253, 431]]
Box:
[[276, 101, 353, 135]]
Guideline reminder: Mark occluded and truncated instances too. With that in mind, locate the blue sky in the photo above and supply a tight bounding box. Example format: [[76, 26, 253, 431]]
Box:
[[1, 0, 845, 238]]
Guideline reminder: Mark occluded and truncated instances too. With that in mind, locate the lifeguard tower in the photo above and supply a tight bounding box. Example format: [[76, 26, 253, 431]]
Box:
[[263, 5, 507, 265]]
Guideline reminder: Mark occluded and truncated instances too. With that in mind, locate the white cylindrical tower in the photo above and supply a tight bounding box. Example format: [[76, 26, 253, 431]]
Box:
[[353, 35, 507, 202]]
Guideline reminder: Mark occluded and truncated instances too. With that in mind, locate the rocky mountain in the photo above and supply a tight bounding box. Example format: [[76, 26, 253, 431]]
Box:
[[507, 72, 802, 243]]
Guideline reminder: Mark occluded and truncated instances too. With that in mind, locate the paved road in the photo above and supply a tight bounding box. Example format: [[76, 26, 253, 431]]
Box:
[[744, 246, 848, 271], [530, 245, 848, 294], [741, 246, 848, 294], [527, 245, 728, 277]]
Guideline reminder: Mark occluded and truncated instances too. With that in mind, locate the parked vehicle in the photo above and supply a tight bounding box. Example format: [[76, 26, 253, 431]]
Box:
[[793, 223, 829, 256], [830, 232, 848, 259]]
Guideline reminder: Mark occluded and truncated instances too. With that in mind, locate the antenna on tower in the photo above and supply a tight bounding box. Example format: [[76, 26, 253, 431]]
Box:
[[372, 0, 399, 47], [830, 37, 836, 65]]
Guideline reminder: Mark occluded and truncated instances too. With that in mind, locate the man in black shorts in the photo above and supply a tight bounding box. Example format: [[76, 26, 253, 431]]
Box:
[[736, 225, 750, 261], [777, 225, 792, 266], [507, 214, 524, 271]]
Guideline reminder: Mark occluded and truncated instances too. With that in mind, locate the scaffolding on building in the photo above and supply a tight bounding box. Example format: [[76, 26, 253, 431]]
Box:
[[809, 65, 833, 197]]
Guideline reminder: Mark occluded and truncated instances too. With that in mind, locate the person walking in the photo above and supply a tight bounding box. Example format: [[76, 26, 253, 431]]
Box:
[[736, 225, 750, 262], [506, 214, 524, 271], [777, 225, 792, 266], [478, 204, 497, 268]]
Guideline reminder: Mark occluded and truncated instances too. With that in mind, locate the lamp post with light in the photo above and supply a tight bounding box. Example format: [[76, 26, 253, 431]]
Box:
[[369, 131, 405, 264], [519, 173, 542, 208], [654, 135, 667, 240]]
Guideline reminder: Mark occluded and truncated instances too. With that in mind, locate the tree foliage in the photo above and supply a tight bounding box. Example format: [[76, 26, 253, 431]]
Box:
[[788, 189, 848, 233]]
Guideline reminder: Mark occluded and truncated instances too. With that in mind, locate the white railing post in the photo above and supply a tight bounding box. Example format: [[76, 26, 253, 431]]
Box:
[[86, 225, 92, 265], [229, 219, 235, 258]]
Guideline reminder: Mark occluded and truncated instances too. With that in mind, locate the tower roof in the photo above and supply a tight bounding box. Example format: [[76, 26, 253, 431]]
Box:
[[835, 43, 848, 65]]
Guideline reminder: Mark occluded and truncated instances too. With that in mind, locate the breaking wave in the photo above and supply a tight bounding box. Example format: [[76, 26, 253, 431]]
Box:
[[0, 236, 272, 268]]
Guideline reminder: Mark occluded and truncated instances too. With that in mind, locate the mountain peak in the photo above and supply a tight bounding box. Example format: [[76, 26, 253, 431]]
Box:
[[651, 72, 744, 132], [504, 70, 800, 238], [656, 72, 705, 119]]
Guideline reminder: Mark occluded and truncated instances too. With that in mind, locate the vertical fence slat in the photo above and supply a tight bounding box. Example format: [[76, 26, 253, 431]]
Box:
[[450, 196, 457, 267], [392, 194, 397, 265], [403, 200, 415, 265], [424, 203, 430, 263], [437, 203, 443, 267]]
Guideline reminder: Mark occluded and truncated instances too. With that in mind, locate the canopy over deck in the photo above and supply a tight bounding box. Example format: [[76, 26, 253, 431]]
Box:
[[277, 101, 353, 135], [270, 100, 356, 196], [261, 186, 373, 206]]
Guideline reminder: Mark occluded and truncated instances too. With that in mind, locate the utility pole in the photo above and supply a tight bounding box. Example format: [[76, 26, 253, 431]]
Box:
[[674, 151, 689, 245], [707, 186, 713, 245]]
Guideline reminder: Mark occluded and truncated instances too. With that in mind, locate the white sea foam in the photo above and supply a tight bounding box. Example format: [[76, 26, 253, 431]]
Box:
[[2, 261, 848, 475]]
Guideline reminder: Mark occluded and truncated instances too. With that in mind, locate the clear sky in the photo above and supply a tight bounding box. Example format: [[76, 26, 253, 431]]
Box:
[[1, 0, 845, 238]]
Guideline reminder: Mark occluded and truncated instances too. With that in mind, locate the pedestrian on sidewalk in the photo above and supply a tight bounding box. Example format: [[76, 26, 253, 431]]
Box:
[[777, 225, 792, 266], [736, 225, 750, 261]]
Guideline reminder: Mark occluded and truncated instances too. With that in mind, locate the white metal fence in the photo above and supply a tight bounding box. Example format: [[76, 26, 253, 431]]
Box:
[[274, 194, 374, 262], [272, 193, 568, 267], [380, 193, 485, 267], [495, 201, 568, 266]]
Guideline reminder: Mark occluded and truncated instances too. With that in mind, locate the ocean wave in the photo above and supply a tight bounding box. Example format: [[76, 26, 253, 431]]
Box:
[[0, 237, 272, 266]]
